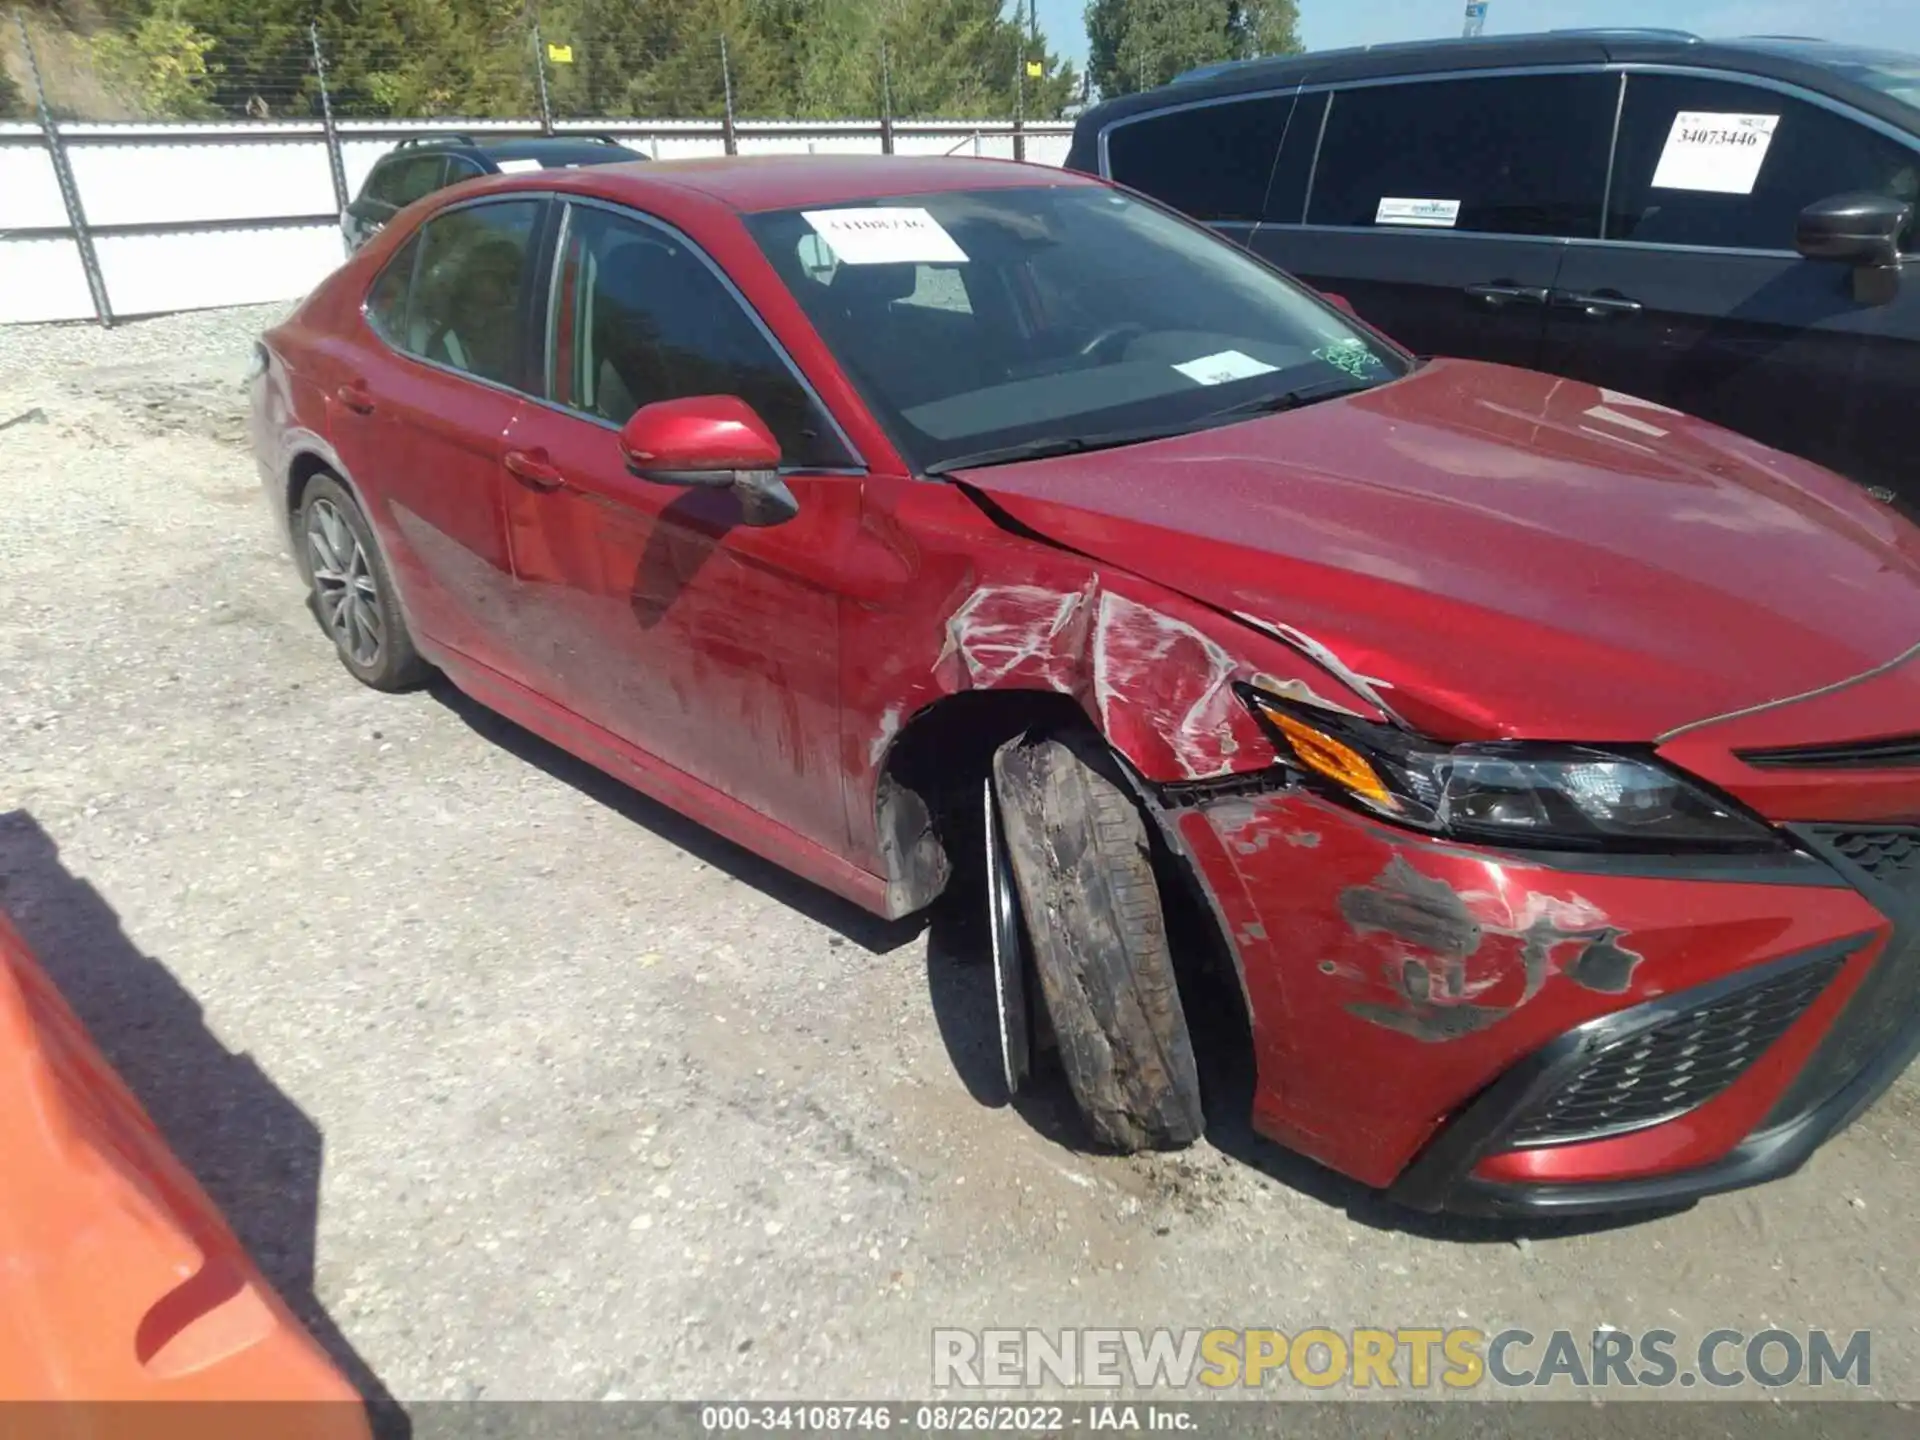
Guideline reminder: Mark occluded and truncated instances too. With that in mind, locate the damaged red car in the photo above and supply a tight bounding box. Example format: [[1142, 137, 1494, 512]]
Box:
[[250, 155, 1920, 1216]]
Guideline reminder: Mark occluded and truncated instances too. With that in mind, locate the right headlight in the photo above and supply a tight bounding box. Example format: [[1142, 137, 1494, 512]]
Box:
[[1241, 687, 1782, 853]]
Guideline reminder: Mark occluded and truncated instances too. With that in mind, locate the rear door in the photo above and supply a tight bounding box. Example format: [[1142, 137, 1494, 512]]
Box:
[[1253, 71, 1617, 368], [328, 197, 546, 681], [1540, 71, 1920, 514]]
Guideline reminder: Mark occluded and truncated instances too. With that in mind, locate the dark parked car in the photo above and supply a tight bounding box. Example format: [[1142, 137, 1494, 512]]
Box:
[[253, 155, 1920, 1217], [1070, 30, 1920, 517], [341, 134, 645, 252]]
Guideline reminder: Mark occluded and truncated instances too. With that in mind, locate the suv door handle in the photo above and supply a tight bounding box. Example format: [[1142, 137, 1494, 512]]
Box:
[[1553, 290, 1644, 318], [504, 448, 566, 491], [1464, 283, 1550, 308], [334, 380, 375, 415]]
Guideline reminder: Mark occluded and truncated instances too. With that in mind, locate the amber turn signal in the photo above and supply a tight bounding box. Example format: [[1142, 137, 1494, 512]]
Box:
[[1265, 707, 1400, 812]]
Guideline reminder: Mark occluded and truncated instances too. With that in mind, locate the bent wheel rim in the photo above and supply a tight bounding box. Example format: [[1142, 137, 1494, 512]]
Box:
[[306, 498, 384, 669], [984, 776, 1032, 1099]]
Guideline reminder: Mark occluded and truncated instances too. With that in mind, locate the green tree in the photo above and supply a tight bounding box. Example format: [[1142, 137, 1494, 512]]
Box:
[[90, 13, 221, 118], [1086, 0, 1298, 98]]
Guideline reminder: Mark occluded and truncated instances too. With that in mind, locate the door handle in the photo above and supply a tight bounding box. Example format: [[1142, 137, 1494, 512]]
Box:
[[1553, 290, 1645, 318], [504, 447, 566, 491], [333, 380, 375, 415], [1464, 283, 1550, 308]]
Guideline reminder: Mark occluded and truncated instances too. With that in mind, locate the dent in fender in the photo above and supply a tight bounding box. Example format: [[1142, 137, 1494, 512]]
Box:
[[923, 579, 1376, 782]]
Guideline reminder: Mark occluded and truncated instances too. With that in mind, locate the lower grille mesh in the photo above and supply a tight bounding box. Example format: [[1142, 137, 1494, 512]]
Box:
[[1510, 954, 1846, 1147], [1825, 830, 1920, 892]]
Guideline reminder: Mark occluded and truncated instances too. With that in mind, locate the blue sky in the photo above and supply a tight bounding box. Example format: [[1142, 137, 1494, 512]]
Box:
[[1030, 0, 1920, 72]]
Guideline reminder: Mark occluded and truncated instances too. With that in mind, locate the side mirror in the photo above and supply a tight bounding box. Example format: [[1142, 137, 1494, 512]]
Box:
[[618, 395, 798, 527], [1320, 291, 1358, 318], [1795, 192, 1910, 268]]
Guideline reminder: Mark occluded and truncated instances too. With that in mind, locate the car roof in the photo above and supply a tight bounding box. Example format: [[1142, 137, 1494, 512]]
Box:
[[383, 135, 641, 167], [1083, 30, 1920, 140], [558, 154, 1105, 212]]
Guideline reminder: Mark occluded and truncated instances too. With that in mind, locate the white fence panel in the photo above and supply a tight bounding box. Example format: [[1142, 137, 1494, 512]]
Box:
[[95, 225, 344, 317], [71, 140, 339, 227], [0, 145, 69, 231], [0, 238, 95, 324]]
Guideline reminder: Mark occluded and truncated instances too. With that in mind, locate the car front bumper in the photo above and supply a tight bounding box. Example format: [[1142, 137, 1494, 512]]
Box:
[[1161, 785, 1914, 1216]]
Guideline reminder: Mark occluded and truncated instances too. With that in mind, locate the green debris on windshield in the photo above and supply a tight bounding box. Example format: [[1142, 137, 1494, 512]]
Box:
[[1314, 338, 1387, 381]]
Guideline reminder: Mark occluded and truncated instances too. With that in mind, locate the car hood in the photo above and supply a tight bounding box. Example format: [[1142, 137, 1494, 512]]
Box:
[[955, 359, 1920, 743]]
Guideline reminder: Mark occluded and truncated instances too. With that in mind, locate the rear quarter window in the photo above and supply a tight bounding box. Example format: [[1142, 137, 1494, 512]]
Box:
[[1105, 94, 1297, 224]]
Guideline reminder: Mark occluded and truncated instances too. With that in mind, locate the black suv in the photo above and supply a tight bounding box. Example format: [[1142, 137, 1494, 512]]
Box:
[[342, 135, 645, 253], [1070, 31, 1920, 515]]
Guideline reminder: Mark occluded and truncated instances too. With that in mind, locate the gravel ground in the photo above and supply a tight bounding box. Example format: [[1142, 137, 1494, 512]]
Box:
[[2, 307, 1918, 1414]]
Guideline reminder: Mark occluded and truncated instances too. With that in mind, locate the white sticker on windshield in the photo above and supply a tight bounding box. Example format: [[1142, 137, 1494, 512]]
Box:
[[1173, 350, 1279, 386], [1375, 197, 1461, 228], [1651, 112, 1779, 194], [492, 158, 543, 174], [802, 207, 968, 265]]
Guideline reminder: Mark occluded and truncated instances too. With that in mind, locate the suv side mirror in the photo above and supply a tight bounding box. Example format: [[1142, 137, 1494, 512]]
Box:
[[1796, 192, 1910, 267], [1320, 291, 1358, 318], [618, 395, 798, 527]]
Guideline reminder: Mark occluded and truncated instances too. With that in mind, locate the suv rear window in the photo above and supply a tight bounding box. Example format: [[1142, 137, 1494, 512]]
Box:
[[366, 155, 448, 209], [1307, 73, 1615, 238], [1105, 95, 1297, 224]]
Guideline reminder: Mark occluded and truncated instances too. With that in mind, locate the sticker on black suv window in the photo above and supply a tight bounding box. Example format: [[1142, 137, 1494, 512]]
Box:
[[1375, 197, 1461, 228], [1651, 112, 1780, 194]]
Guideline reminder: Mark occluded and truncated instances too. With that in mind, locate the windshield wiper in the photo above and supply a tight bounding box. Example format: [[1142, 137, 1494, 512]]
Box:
[[1201, 374, 1369, 423], [921, 377, 1372, 477], [923, 422, 1195, 477]]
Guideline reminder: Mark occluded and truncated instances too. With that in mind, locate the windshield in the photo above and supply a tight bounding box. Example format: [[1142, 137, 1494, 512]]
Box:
[[745, 186, 1408, 473]]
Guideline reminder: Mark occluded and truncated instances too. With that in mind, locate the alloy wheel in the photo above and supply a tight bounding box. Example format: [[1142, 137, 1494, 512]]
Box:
[[306, 498, 384, 668]]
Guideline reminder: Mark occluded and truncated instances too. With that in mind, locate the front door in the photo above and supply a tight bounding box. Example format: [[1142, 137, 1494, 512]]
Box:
[[1253, 71, 1618, 368], [1539, 71, 1920, 518], [500, 201, 866, 853]]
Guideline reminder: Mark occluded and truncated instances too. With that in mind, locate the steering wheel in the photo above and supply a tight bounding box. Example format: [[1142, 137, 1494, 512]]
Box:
[[1076, 321, 1146, 364]]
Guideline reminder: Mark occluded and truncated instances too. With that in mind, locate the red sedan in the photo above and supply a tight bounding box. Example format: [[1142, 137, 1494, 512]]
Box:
[[250, 155, 1920, 1216]]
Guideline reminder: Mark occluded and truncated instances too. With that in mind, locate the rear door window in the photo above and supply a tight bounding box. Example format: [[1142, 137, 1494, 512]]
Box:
[[1307, 73, 1615, 238], [1606, 74, 1920, 251], [365, 154, 449, 210], [390, 199, 543, 386], [1105, 94, 1296, 224]]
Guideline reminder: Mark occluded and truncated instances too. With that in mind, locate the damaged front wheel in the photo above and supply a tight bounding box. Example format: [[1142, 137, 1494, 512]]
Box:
[[990, 731, 1205, 1152]]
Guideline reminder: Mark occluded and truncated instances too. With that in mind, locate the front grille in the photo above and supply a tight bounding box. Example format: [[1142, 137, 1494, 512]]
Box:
[[1738, 734, 1920, 769], [1823, 829, 1920, 893], [1763, 828, 1920, 1124], [1509, 953, 1846, 1147]]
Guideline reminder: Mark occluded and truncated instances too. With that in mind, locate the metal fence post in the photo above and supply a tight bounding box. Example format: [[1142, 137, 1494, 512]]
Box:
[[14, 9, 111, 327], [532, 22, 556, 135], [309, 24, 349, 219], [878, 40, 894, 155], [1011, 3, 1026, 162], [719, 33, 737, 156]]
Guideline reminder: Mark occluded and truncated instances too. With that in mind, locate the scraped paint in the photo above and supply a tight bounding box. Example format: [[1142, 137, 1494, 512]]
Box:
[[1336, 855, 1644, 1042]]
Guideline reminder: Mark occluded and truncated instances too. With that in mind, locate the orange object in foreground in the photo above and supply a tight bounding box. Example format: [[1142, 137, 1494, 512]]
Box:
[[0, 909, 372, 1438]]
